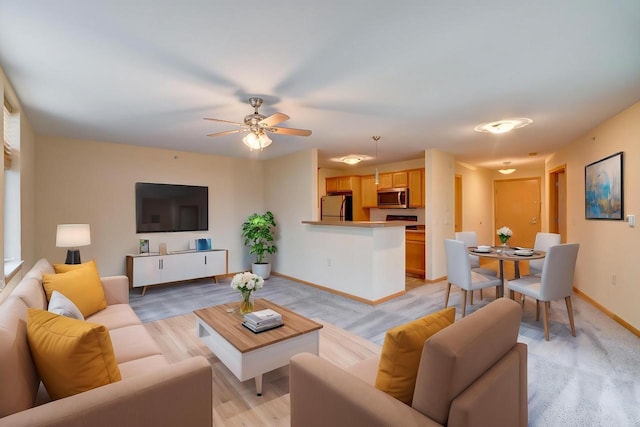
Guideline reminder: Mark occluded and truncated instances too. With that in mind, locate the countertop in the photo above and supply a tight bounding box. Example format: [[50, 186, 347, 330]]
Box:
[[302, 220, 416, 228]]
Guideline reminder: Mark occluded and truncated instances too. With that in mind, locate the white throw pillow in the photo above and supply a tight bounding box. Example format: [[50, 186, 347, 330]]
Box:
[[48, 290, 85, 320]]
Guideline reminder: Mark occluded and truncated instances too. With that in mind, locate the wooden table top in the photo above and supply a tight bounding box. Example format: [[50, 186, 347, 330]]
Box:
[[194, 298, 323, 353], [468, 246, 546, 260]]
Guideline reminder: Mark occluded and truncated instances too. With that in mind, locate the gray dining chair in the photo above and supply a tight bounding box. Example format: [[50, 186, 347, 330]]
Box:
[[455, 231, 498, 304], [444, 239, 502, 317], [529, 232, 561, 275], [507, 243, 579, 341]]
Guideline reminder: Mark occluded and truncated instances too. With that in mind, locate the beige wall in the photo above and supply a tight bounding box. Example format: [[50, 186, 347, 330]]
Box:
[[546, 101, 640, 330], [425, 149, 455, 280], [264, 148, 318, 277], [454, 163, 494, 244], [35, 137, 265, 276]]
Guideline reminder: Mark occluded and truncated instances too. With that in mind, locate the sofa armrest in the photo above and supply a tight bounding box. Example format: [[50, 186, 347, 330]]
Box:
[[101, 276, 130, 305], [0, 356, 212, 427], [290, 353, 441, 427]]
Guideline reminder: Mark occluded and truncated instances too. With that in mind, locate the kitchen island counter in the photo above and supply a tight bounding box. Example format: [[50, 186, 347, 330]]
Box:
[[301, 220, 414, 228], [299, 220, 406, 304]]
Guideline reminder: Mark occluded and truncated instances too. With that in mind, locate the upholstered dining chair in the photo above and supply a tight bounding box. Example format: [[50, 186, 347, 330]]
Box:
[[444, 239, 502, 317], [529, 232, 561, 275], [507, 243, 580, 341], [455, 231, 497, 305]]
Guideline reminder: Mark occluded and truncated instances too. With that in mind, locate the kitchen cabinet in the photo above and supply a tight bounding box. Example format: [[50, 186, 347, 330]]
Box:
[[326, 177, 338, 193], [406, 230, 425, 278], [326, 176, 359, 193], [361, 175, 377, 208], [378, 171, 408, 190], [126, 249, 228, 295], [408, 169, 425, 207]]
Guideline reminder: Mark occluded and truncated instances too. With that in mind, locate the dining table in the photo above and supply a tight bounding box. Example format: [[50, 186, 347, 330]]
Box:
[[468, 246, 546, 297]]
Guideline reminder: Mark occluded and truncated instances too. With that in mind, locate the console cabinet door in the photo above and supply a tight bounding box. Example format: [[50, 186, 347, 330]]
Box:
[[132, 256, 164, 287], [203, 250, 227, 276]]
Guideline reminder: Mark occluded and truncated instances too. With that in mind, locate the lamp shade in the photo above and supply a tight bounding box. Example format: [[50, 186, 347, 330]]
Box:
[[56, 224, 91, 248]]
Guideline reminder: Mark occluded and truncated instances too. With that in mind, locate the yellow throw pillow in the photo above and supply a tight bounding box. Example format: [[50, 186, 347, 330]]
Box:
[[375, 307, 455, 405], [53, 260, 95, 274], [42, 260, 106, 317], [26, 308, 121, 400]]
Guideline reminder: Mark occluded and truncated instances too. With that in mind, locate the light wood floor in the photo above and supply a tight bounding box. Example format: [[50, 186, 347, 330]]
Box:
[[145, 313, 380, 427]]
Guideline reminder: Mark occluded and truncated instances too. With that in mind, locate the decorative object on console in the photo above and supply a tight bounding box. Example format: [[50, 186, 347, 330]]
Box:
[[56, 224, 91, 264], [158, 243, 168, 255], [497, 225, 512, 246], [196, 238, 212, 251], [139, 239, 149, 254], [230, 272, 264, 314], [241, 211, 277, 279]]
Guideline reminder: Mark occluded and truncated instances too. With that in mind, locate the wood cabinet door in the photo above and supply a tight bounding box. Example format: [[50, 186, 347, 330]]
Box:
[[392, 172, 408, 187], [378, 173, 393, 189], [326, 178, 338, 193], [405, 232, 426, 277], [361, 175, 377, 207], [337, 177, 353, 192], [408, 169, 424, 207]]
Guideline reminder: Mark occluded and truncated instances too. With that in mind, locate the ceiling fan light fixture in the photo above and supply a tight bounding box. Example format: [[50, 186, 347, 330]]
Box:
[[242, 131, 272, 151], [341, 155, 363, 165], [474, 118, 533, 134]]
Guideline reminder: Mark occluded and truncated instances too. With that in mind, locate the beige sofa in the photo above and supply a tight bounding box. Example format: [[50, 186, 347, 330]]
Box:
[[290, 298, 527, 427], [0, 259, 212, 427]]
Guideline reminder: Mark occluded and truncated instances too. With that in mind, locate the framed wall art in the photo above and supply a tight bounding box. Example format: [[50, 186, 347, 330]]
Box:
[[585, 151, 624, 220]]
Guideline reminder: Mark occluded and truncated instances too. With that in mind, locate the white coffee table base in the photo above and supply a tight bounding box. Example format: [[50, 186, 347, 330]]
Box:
[[196, 318, 320, 395]]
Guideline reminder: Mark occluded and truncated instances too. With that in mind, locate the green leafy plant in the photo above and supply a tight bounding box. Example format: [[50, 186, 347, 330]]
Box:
[[241, 211, 277, 264]]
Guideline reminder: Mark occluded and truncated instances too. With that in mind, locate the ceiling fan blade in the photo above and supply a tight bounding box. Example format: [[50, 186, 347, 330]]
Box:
[[260, 113, 290, 127], [203, 117, 245, 126], [267, 127, 312, 136], [206, 129, 245, 137]]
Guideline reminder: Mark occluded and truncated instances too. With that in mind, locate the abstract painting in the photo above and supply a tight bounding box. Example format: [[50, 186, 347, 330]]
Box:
[[585, 152, 624, 220]]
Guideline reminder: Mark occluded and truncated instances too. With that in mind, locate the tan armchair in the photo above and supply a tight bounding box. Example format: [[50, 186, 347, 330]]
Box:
[[290, 298, 527, 427]]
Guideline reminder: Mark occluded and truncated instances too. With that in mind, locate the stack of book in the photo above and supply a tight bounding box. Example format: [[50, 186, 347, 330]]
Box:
[[242, 309, 284, 333]]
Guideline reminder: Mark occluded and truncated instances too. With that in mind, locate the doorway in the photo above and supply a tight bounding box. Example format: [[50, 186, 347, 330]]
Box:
[[548, 165, 567, 242], [454, 174, 462, 232], [494, 178, 541, 248]]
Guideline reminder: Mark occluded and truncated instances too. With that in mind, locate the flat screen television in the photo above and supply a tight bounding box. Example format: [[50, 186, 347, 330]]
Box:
[[135, 182, 208, 233]]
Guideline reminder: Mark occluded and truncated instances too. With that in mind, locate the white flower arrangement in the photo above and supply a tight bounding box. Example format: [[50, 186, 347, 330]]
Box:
[[497, 226, 513, 244], [496, 226, 513, 238], [230, 271, 264, 293]]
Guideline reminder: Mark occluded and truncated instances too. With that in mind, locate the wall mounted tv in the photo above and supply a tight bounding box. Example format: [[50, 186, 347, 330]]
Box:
[[135, 182, 208, 233]]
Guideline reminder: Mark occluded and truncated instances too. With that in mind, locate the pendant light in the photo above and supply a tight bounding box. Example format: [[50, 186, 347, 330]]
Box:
[[372, 136, 381, 184]]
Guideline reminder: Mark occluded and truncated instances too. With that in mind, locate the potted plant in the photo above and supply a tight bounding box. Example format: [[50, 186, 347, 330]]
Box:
[[241, 211, 277, 279]]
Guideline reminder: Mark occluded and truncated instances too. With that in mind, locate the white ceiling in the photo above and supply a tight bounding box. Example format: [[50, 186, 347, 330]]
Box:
[[1, 1, 639, 170]]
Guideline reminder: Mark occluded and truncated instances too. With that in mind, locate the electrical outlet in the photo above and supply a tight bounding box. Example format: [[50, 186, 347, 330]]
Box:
[[612, 274, 617, 286]]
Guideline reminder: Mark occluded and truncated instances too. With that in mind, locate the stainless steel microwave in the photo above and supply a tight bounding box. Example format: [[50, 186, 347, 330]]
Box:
[[377, 188, 409, 208]]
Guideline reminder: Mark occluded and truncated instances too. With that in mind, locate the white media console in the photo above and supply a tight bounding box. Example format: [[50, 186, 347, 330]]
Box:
[[125, 249, 228, 295]]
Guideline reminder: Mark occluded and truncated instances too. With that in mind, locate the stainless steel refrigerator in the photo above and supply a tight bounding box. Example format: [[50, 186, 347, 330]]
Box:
[[321, 194, 353, 221]]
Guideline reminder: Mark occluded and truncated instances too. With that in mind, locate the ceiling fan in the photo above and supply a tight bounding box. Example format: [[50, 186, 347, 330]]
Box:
[[204, 97, 312, 150]]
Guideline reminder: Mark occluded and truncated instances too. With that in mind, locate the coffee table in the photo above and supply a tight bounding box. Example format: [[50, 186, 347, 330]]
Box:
[[194, 298, 322, 395]]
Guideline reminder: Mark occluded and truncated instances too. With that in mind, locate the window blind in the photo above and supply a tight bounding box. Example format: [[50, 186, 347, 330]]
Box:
[[3, 97, 12, 169]]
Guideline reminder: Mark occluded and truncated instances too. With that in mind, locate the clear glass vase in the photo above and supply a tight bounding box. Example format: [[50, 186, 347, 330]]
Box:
[[240, 290, 254, 314], [499, 236, 510, 247]]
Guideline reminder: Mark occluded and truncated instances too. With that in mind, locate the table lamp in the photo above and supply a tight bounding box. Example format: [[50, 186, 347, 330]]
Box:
[[56, 224, 91, 264]]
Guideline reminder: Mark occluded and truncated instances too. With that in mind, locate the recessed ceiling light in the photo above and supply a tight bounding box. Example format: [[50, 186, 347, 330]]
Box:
[[498, 161, 516, 175], [341, 155, 364, 165], [474, 118, 533, 134]]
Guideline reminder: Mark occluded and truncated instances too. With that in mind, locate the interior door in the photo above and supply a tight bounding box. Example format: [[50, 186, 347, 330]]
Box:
[[494, 178, 541, 247]]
